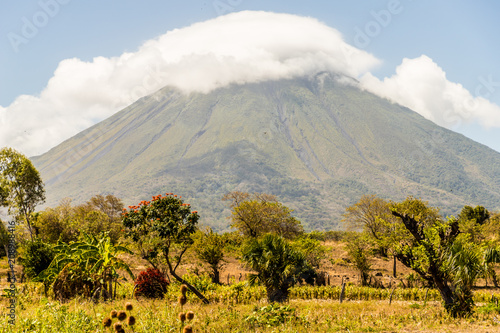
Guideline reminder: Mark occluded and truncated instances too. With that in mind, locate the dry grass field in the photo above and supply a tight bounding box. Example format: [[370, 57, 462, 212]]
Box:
[[1, 240, 500, 332]]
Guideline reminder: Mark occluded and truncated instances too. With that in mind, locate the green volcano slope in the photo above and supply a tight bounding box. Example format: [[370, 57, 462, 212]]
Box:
[[32, 73, 500, 231]]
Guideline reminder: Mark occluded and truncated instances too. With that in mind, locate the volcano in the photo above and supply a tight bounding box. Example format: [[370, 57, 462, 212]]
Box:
[[31, 73, 500, 231]]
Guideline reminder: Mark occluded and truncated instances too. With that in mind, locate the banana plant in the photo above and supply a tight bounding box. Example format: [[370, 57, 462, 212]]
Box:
[[37, 232, 134, 300]]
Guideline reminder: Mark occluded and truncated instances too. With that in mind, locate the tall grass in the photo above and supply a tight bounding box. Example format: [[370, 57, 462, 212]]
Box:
[[1, 281, 500, 332]]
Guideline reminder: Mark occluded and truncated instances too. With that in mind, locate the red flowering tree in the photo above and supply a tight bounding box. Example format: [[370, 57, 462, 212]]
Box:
[[122, 193, 208, 303]]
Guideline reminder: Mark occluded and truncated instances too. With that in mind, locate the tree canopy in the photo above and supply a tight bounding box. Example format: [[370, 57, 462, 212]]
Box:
[[223, 191, 303, 239], [0, 147, 45, 239]]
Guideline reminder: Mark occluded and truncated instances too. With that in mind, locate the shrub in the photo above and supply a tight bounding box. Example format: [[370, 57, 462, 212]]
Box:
[[134, 268, 169, 298], [19, 238, 55, 280]]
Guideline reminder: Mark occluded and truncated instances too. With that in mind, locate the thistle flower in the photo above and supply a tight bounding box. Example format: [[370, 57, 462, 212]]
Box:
[[186, 311, 195, 321], [113, 322, 123, 332], [125, 302, 133, 311], [178, 295, 187, 307], [180, 284, 188, 295], [103, 317, 112, 327], [110, 310, 118, 318], [117, 310, 127, 321], [178, 312, 186, 322], [127, 315, 136, 326], [183, 325, 193, 333]]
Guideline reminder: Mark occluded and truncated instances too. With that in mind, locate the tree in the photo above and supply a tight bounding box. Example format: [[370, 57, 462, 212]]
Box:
[[223, 191, 303, 239], [342, 195, 399, 257], [19, 238, 55, 280], [122, 193, 209, 304], [345, 233, 372, 286], [0, 147, 45, 240], [390, 197, 477, 317], [242, 234, 309, 302], [291, 236, 326, 270], [0, 220, 9, 258], [193, 228, 227, 284], [34, 195, 123, 244], [459, 205, 490, 225]]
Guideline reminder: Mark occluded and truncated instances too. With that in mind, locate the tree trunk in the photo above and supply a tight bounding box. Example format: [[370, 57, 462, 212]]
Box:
[[434, 278, 454, 307], [211, 269, 220, 285], [267, 285, 289, 303], [340, 281, 346, 303], [393, 255, 397, 278], [489, 267, 499, 288]]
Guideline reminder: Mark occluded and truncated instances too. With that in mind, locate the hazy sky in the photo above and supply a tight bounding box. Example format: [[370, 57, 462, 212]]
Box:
[[1, 0, 500, 156]]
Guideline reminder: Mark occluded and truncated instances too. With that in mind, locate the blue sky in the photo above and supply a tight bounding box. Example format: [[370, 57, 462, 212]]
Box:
[[1, 0, 500, 155]]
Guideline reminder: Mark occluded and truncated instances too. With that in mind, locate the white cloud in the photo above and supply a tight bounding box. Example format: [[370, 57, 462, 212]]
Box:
[[359, 55, 500, 129], [0, 11, 380, 157], [4, 11, 500, 158]]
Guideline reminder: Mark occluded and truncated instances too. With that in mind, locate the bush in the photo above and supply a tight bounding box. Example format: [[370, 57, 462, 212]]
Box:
[[242, 234, 310, 302], [19, 238, 55, 280], [134, 268, 169, 298]]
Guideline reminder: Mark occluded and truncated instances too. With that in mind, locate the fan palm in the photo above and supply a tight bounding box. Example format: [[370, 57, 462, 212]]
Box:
[[242, 234, 308, 302]]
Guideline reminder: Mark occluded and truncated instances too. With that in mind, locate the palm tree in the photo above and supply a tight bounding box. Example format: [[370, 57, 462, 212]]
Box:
[[242, 234, 308, 302]]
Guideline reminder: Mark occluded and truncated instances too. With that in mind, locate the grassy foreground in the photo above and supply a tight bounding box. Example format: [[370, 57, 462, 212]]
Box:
[[1, 282, 500, 332]]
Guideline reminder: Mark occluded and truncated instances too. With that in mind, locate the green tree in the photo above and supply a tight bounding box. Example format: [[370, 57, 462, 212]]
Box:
[[193, 228, 227, 284], [391, 197, 478, 317], [291, 236, 326, 269], [459, 205, 490, 225], [242, 234, 309, 302], [19, 238, 55, 280], [122, 193, 209, 304], [342, 195, 399, 257], [345, 233, 372, 286], [0, 147, 45, 240], [34, 195, 123, 244], [0, 220, 9, 258], [223, 191, 303, 239]]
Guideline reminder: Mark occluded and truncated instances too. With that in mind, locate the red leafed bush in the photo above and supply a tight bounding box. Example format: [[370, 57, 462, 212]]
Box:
[[134, 268, 169, 298]]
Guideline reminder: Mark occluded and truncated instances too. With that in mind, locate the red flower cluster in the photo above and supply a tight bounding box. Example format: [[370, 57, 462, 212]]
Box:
[[152, 194, 162, 201]]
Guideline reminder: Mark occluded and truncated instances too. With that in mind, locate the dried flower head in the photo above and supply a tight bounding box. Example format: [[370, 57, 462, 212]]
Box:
[[183, 325, 193, 333], [113, 322, 123, 332], [110, 310, 118, 318], [117, 310, 127, 321], [186, 311, 195, 320], [125, 302, 133, 311], [127, 315, 136, 326], [180, 284, 188, 295], [178, 312, 187, 322], [178, 295, 187, 307], [103, 317, 112, 327]]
